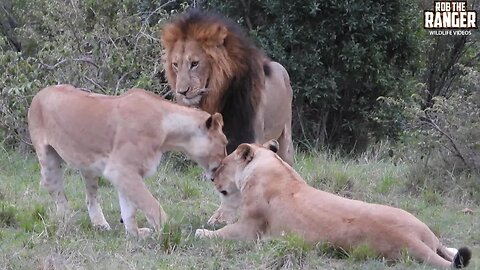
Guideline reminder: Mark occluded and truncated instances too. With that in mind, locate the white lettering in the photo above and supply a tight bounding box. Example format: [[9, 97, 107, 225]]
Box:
[[452, 12, 459, 27], [434, 12, 443, 28], [443, 12, 451, 27], [424, 12, 434, 28], [467, 12, 477, 28]]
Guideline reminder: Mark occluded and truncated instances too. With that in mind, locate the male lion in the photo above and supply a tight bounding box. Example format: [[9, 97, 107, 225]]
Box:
[[28, 85, 227, 237], [196, 141, 472, 269], [161, 10, 294, 165]]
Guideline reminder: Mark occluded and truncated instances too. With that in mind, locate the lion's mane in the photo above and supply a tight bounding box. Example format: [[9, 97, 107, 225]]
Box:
[[161, 10, 269, 153]]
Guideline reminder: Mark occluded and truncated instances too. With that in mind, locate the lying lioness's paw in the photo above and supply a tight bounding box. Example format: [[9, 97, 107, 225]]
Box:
[[208, 210, 225, 225], [195, 229, 212, 238], [208, 208, 238, 225]]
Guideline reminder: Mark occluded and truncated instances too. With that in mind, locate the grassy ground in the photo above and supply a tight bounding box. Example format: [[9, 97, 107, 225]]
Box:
[[0, 148, 478, 270]]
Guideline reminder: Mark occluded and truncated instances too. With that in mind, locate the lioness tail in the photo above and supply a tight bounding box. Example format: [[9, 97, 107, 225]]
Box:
[[453, 247, 472, 268]]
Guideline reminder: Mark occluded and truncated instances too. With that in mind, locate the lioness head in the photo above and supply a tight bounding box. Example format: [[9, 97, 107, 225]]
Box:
[[192, 112, 228, 179], [212, 139, 279, 195]]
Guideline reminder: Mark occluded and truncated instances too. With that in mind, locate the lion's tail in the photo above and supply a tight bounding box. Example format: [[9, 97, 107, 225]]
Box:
[[452, 247, 472, 268], [438, 245, 472, 268]]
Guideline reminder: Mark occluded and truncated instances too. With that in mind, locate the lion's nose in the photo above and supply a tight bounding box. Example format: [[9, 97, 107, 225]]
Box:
[[177, 87, 190, 96]]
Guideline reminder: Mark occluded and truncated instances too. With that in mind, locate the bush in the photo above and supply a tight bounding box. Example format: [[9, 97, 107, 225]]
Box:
[[205, 0, 422, 150], [392, 65, 480, 201], [0, 0, 181, 150]]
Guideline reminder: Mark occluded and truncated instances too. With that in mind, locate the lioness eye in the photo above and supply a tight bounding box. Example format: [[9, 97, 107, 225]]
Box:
[[191, 61, 199, 69], [172, 62, 178, 69]]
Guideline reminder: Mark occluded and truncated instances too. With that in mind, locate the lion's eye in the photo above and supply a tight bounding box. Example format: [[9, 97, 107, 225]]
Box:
[[190, 61, 199, 69], [172, 62, 178, 69]]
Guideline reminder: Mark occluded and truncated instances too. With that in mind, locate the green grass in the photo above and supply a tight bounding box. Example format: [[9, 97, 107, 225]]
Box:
[[0, 148, 478, 269]]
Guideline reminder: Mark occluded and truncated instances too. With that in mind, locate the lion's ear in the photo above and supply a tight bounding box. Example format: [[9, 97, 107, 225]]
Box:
[[161, 24, 182, 50], [236, 143, 254, 163], [202, 24, 228, 46], [263, 139, 279, 153], [206, 113, 224, 130]]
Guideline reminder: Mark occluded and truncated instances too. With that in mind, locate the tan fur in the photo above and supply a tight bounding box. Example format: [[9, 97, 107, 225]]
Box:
[[28, 85, 227, 237], [197, 141, 471, 269], [161, 11, 294, 165]]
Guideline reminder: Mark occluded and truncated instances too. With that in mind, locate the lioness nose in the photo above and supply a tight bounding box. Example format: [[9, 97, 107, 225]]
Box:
[[210, 166, 219, 181], [177, 87, 190, 96]]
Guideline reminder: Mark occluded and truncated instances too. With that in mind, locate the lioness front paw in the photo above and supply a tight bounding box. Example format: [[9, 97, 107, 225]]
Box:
[[195, 228, 213, 238]]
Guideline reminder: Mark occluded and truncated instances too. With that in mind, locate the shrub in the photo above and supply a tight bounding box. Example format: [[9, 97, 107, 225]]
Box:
[[205, 0, 422, 150], [391, 65, 480, 201], [0, 0, 179, 150]]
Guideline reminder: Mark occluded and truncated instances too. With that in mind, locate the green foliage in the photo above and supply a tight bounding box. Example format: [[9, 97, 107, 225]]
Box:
[[267, 233, 311, 269], [316, 242, 349, 259], [0, 0, 182, 150], [374, 174, 397, 194], [160, 221, 182, 254], [17, 203, 49, 233], [206, 0, 422, 149], [397, 65, 480, 201], [348, 242, 379, 262], [0, 201, 17, 227]]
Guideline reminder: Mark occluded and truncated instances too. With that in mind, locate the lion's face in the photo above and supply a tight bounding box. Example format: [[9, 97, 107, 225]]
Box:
[[169, 40, 211, 106], [212, 140, 279, 196]]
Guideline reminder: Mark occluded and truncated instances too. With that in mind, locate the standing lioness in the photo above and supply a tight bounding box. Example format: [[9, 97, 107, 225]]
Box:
[[197, 141, 472, 269], [28, 85, 227, 237]]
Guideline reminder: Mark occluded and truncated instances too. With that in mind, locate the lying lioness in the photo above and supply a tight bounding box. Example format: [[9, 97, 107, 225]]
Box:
[[196, 140, 472, 269], [28, 85, 227, 237]]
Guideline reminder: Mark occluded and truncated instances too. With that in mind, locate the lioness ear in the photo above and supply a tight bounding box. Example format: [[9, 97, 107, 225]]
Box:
[[263, 139, 279, 153], [236, 144, 254, 163], [212, 113, 224, 128], [206, 113, 224, 130], [206, 115, 213, 129]]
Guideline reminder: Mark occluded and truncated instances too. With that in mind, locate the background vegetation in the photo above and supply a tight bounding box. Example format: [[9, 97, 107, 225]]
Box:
[[0, 0, 479, 268]]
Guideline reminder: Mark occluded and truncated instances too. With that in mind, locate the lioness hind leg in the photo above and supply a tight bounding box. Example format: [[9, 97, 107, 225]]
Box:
[[37, 145, 69, 219], [80, 170, 110, 230], [408, 240, 452, 268]]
